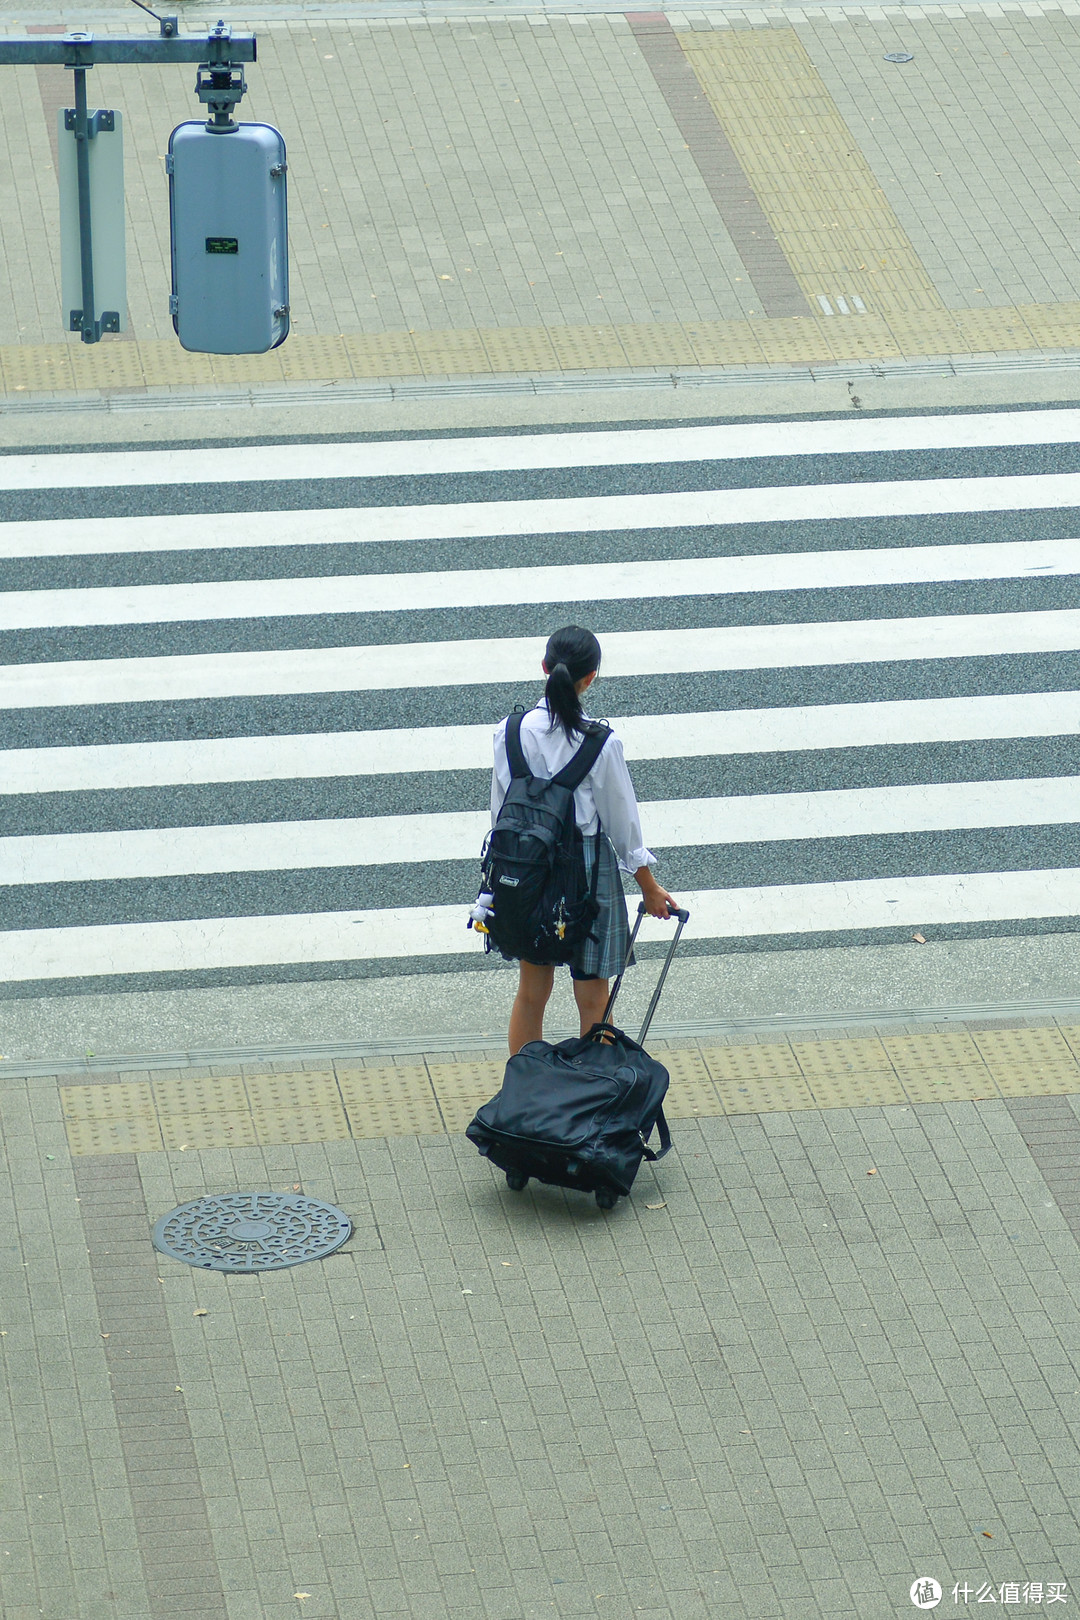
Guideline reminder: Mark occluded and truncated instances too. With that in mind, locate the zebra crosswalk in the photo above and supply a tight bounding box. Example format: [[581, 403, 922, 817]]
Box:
[[2, 406, 1080, 999]]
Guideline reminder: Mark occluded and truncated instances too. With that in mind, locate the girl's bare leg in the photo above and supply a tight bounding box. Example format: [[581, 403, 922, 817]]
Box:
[[573, 976, 610, 1037], [509, 961, 555, 1054]]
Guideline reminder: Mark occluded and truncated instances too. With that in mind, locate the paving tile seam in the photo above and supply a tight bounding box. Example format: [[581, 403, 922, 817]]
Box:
[[50, 1021, 1080, 1156]]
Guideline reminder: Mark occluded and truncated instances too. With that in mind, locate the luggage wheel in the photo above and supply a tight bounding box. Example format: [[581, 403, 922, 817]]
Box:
[[594, 1188, 618, 1211], [505, 1171, 529, 1192]]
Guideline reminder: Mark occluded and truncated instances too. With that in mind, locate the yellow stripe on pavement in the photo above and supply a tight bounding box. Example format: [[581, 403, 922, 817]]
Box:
[[678, 27, 943, 318], [2, 302, 1080, 397], [56, 1025, 1080, 1155]]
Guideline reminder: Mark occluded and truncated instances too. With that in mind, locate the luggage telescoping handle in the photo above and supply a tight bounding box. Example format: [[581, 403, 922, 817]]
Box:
[[601, 902, 690, 1044]]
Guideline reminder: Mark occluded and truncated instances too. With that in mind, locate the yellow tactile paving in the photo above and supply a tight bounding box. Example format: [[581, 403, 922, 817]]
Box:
[[343, 331, 424, 378], [701, 1043, 802, 1082], [678, 28, 943, 317], [548, 324, 634, 370], [6, 297, 1080, 396], [54, 1025, 1080, 1156], [152, 1074, 249, 1116], [659, 1049, 722, 1120], [971, 1027, 1079, 1069], [970, 1028, 1080, 1097], [789, 1037, 892, 1076], [898, 1066, 1001, 1103], [480, 325, 560, 373], [0, 345, 75, 393], [714, 1071, 819, 1114], [615, 322, 698, 369], [61, 1080, 156, 1121], [808, 1072, 907, 1110], [881, 1032, 985, 1071], [991, 1065, 1080, 1099], [243, 1070, 341, 1111], [242, 1072, 351, 1141], [427, 1059, 504, 1134], [64, 1113, 165, 1156], [337, 1065, 444, 1138], [158, 1111, 260, 1151], [67, 341, 151, 393], [279, 333, 356, 383], [249, 1105, 351, 1145], [411, 327, 493, 376], [879, 309, 966, 354], [1019, 304, 1080, 348], [953, 307, 1039, 353]]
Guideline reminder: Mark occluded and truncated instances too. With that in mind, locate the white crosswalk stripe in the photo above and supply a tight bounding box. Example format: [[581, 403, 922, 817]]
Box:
[[7, 611, 1080, 709], [3, 870, 1080, 984], [5, 538, 1078, 630], [4, 692, 1078, 795], [3, 408, 1080, 991], [2, 406, 1080, 490], [3, 778, 1079, 886], [10, 475, 1080, 560]]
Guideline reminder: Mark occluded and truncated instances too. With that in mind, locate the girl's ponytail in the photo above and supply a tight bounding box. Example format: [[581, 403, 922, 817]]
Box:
[[543, 625, 601, 740]]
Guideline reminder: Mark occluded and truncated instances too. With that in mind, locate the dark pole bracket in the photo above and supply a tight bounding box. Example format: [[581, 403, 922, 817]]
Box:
[[64, 107, 115, 137]]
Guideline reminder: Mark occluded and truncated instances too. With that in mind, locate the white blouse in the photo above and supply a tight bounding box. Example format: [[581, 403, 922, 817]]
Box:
[[491, 701, 656, 874]]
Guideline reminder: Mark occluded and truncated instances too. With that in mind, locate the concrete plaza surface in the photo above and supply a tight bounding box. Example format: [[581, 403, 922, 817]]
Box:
[[8, 0, 1080, 395], [4, 1014, 1080, 1620]]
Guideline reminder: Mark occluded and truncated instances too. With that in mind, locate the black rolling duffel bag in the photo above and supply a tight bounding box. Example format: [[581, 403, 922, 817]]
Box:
[[466, 903, 689, 1211]]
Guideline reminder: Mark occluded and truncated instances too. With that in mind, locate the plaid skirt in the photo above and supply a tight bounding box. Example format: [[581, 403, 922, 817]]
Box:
[[572, 834, 634, 981]]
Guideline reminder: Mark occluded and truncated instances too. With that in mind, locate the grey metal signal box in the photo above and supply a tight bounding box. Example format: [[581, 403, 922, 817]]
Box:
[[167, 120, 289, 354]]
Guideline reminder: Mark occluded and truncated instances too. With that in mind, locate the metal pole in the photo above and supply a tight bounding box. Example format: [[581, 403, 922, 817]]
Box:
[[72, 65, 98, 343]]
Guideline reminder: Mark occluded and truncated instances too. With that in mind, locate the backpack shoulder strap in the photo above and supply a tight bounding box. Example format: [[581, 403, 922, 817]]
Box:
[[504, 711, 531, 781], [552, 722, 610, 791]]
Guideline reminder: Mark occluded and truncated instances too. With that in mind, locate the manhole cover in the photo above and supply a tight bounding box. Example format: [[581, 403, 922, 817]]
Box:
[[152, 1192, 352, 1272], [884, 50, 914, 62]]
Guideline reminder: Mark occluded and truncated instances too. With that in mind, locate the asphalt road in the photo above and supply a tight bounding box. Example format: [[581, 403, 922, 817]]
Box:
[[2, 404, 1080, 1047]]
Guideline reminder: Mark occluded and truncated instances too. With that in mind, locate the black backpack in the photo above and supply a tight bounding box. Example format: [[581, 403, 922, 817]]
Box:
[[479, 710, 611, 966]]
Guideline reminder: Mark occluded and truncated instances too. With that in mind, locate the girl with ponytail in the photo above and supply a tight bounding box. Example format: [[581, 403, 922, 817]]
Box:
[[491, 625, 678, 1054]]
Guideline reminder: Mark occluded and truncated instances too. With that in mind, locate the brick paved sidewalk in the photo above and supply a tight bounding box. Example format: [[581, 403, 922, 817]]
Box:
[[7, 1, 1080, 395], [4, 1017, 1080, 1620]]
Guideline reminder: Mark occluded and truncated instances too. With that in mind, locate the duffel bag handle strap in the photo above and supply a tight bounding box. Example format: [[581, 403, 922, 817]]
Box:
[[639, 1106, 672, 1161]]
